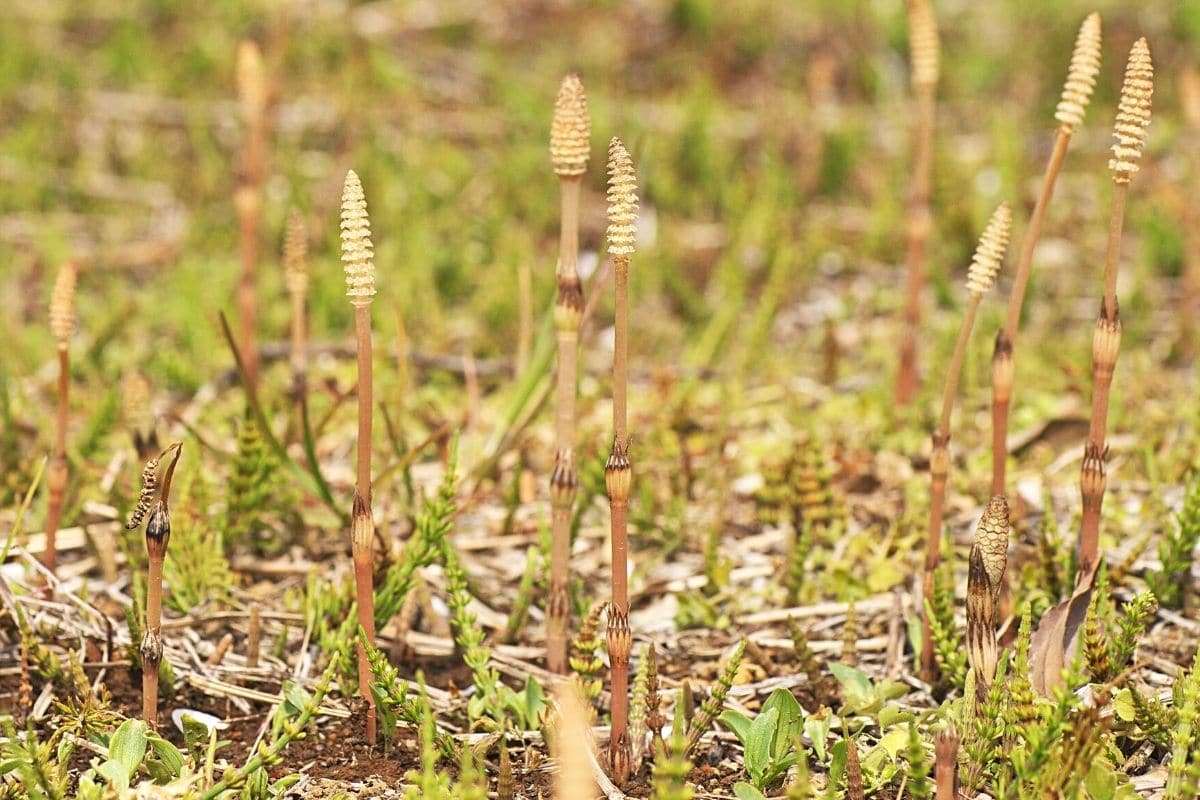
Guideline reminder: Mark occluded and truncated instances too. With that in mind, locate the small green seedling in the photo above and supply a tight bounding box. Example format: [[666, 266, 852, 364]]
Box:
[[720, 687, 805, 790]]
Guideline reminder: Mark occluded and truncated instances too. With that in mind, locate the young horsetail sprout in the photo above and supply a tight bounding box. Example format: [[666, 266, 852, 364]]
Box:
[[283, 209, 309, 427], [235, 40, 267, 390], [547, 73, 591, 675], [605, 136, 638, 786], [965, 495, 1010, 702], [920, 203, 1010, 680], [43, 262, 76, 577], [934, 726, 959, 800], [128, 441, 183, 730], [895, 0, 939, 404], [342, 168, 379, 744], [1078, 38, 1153, 578], [991, 13, 1101, 495]]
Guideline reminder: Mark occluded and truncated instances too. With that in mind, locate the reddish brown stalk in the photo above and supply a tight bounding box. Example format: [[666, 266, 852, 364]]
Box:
[[990, 131, 1070, 494], [236, 41, 268, 390], [921, 295, 981, 678], [43, 350, 69, 577], [137, 442, 182, 730], [44, 262, 77, 577], [1179, 65, 1200, 360], [547, 75, 590, 674], [516, 261, 533, 377], [342, 169, 378, 744], [895, 0, 939, 405], [1078, 38, 1153, 578], [934, 726, 959, 800], [283, 209, 309, 435], [605, 137, 637, 785], [921, 204, 1011, 680]]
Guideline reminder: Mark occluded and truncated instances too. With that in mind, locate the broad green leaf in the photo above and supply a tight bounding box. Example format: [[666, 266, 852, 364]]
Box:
[[146, 733, 185, 780], [107, 719, 148, 787], [761, 688, 804, 758], [1084, 762, 1117, 800], [804, 712, 832, 763], [746, 707, 779, 777], [1112, 688, 1136, 722], [828, 739, 848, 786], [878, 727, 909, 761], [733, 782, 768, 800], [828, 663, 873, 711], [719, 710, 753, 744]]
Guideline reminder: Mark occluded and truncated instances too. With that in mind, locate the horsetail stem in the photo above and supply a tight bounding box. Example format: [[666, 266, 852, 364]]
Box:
[[921, 203, 1010, 680], [547, 73, 591, 674], [342, 168, 378, 744]]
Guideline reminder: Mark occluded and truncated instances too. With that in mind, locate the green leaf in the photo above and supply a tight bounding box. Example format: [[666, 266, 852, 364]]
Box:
[[804, 712, 832, 763], [145, 734, 186, 782], [107, 719, 148, 787], [828, 739, 848, 786], [733, 782, 769, 800], [877, 703, 913, 727], [878, 727, 909, 761], [180, 713, 213, 757], [746, 706, 779, 778], [1112, 688, 1136, 722], [828, 662, 874, 711], [761, 688, 804, 759], [1084, 762, 1117, 800], [719, 710, 754, 745], [523, 676, 547, 729]]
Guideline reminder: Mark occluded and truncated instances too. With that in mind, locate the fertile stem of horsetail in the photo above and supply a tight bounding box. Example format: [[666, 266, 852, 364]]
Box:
[[43, 262, 76, 576], [991, 12, 1101, 495], [934, 726, 959, 800], [547, 73, 590, 675], [895, 0, 939, 405], [965, 495, 1010, 702], [1078, 38, 1153, 578], [605, 137, 638, 786], [235, 40, 267, 390], [130, 441, 182, 730], [920, 203, 1011, 680], [342, 169, 379, 744], [283, 209, 309, 435]]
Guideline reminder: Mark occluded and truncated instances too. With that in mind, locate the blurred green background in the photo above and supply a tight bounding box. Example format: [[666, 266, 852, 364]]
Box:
[[0, 0, 1196, 488]]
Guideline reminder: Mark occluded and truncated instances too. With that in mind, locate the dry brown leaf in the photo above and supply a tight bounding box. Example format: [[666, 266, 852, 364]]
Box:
[[1028, 562, 1098, 695]]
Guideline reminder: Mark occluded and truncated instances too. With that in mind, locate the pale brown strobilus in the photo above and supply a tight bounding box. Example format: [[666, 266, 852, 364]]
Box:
[[895, 0, 939, 404], [920, 203, 1011, 680], [43, 262, 77, 577], [965, 495, 1010, 702], [605, 137, 638, 786], [127, 441, 183, 730], [1077, 38, 1153, 580], [342, 168, 379, 744], [547, 73, 591, 675], [990, 13, 1102, 496]]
